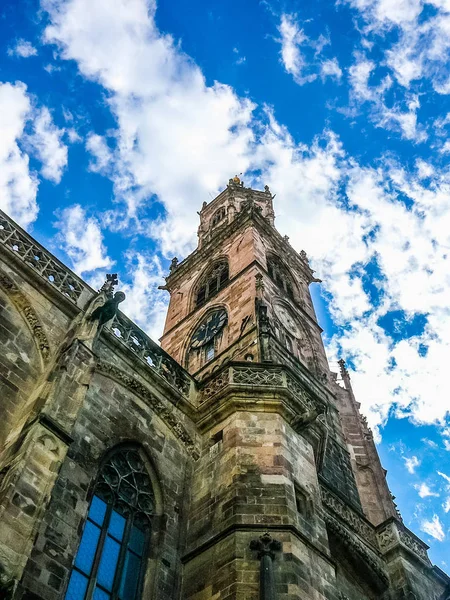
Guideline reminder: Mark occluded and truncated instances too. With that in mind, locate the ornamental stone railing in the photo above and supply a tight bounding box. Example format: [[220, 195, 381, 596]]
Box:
[[376, 517, 430, 564], [106, 311, 192, 398], [320, 485, 378, 548], [0, 209, 86, 303], [200, 363, 327, 413]]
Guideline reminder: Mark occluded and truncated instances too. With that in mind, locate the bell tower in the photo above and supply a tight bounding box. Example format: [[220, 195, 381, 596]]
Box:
[[159, 178, 434, 600], [160, 176, 329, 383]]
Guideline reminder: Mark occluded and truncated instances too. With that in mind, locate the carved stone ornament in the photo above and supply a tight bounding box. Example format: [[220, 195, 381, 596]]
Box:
[[325, 514, 389, 588], [95, 361, 199, 459], [321, 486, 378, 547], [106, 311, 191, 397], [376, 519, 429, 563], [0, 209, 84, 302], [232, 366, 283, 386], [0, 268, 51, 362]]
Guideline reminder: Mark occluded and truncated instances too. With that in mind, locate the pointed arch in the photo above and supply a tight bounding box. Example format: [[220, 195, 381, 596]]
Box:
[[0, 268, 51, 366], [266, 254, 298, 302], [192, 258, 229, 308], [64, 444, 162, 600]]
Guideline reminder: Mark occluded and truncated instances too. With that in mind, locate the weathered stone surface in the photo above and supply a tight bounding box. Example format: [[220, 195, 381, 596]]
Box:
[[0, 192, 448, 600]]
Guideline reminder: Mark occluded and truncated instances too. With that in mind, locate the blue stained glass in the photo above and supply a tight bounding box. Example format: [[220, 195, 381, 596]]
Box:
[[93, 587, 110, 600], [129, 526, 145, 556], [88, 496, 107, 525], [97, 536, 121, 591], [65, 569, 88, 600], [74, 521, 101, 576], [108, 510, 126, 541], [118, 551, 141, 600]]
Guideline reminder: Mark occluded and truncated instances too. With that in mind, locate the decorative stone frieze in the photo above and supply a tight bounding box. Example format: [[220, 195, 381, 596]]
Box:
[[232, 365, 284, 386], [0, 269, 51, 363], [95, 361, 199, 459], [325, 514, 389, 588], [0, 210, 85, 302], [376, 518, 430, 564], [321, 485, 378, 547]]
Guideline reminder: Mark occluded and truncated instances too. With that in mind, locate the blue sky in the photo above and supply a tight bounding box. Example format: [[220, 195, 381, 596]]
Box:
[[1, 0, 450, 568]]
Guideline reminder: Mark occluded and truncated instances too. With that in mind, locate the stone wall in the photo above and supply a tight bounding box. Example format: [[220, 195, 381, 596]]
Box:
[[19, 344, 197, 600]]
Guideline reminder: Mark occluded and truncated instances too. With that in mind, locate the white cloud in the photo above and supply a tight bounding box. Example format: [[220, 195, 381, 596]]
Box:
[[26, 107, 68, 183], [120, 252, 168, 341], [277, 14, 316, 85], [86, 133, 112, 172], [404, 455, 420, 474], [438, 471, 450, 486], [54, 205, 114, 276], [8, 39, 38, 58], [0, 82, 38, 228], [43, 0, 257, 258], [321, 58, 342, 81], [444, 440, 450, 451], [421, 514, 446, 541], [444, 498, 450, 513], [415, 483, 439, 498]]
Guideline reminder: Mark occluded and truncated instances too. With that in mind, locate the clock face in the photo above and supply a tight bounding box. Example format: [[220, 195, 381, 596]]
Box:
[[273, 303, 301, 338], [190, 309, 227, 349]]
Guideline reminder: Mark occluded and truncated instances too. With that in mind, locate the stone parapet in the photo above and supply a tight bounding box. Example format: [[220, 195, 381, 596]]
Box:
[[105, 310, 194, 399], [376, 517, 431, 565], [0, 210, 89, 307]]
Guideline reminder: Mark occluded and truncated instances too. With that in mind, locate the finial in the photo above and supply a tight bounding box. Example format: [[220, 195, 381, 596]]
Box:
[[169, 257, 179, 272], [264, 184, 271, 194], [283, 235, 290, 243], [99, 273, 118, 297], [338, 358, 348, 378], [299, 250, 308, 262]]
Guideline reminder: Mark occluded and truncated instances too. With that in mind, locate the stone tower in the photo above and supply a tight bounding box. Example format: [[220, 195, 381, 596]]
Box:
[[0, 182, 448, 600], [158, 177, 446, 600]]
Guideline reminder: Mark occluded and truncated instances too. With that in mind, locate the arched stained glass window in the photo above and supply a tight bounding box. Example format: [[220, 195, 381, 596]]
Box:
[[195, 260, 229, 307], [65, 448, 154, 600]]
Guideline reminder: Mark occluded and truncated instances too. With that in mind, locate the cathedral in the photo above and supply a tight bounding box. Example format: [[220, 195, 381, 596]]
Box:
[[0, 177, 448, 600]]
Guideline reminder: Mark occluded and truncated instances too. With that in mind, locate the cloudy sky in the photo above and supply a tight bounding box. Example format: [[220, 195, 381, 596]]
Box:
[[1, 0, 450, 568]]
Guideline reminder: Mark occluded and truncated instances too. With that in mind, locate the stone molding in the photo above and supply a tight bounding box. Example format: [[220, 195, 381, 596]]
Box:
[[95, 360, 199, 459], [199, 363, 328, 414], [376, 518, 430, 564], [320, 485, 378, 548], [0, 268, 51, 363], [0, 210, 85, 303], [325, 513, 389, 589]]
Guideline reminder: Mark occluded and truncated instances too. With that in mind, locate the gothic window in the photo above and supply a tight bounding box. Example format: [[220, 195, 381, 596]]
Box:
[[211, 207, 226, 228], [65, 448, 154, 600], [267, 256, 295, 299], [195, 260, 229, 307]]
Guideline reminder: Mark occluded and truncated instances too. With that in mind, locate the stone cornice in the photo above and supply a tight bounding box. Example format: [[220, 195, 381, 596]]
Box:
[[181, 522, 335, 568]]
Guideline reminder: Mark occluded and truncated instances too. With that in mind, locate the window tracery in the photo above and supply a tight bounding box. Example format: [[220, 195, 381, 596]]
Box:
[[65, 447, 154, 600], [267, 256, 295, 299], [211, 207, 226, 228], [195, 260, 229, 307]]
